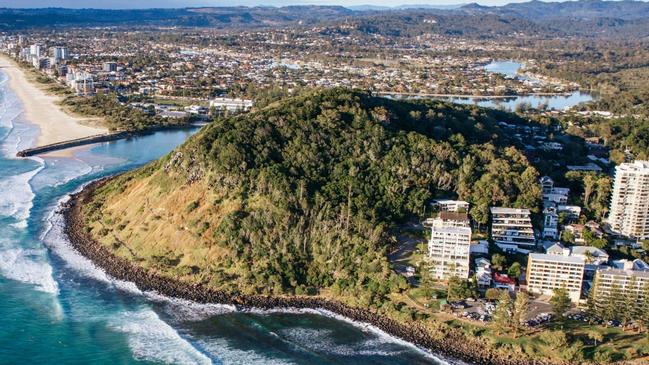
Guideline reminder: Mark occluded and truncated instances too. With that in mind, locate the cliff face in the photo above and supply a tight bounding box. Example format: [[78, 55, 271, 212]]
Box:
[[81, 88, 540, 303]]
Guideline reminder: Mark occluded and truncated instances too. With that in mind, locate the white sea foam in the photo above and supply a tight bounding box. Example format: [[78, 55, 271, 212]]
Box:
[[31, 156, 93, 191], [43, 189, 457, 365], [245, 307, 458, 364], [0, 248, 59, 294], [108, 309, 213, 365], [41, 199, 143, 296], [0, 159, 44, 228], [195, 338, 296, 365], [145, 292, 236, 321], [279, 327, 404, 357]]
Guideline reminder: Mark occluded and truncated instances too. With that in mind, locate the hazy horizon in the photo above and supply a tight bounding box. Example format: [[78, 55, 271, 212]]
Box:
[[0, 0, 608, 10]]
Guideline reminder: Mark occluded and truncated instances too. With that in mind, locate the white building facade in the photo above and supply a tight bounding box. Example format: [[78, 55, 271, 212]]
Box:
[[608, 161, 649, 240], [428, 214, 472, 281]]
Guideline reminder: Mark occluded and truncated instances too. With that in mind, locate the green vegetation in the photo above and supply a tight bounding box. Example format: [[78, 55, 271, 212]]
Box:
[[82, 88, 648, 363], [550, 287, 571, 321], [62, 94, 189, 132], [87, 88, 540, 300]]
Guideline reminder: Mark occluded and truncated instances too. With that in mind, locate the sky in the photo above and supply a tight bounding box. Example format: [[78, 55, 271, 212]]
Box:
[[2, 0, 547, 9]]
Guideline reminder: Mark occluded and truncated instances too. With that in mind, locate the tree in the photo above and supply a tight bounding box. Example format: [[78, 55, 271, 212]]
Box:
[[620, 276, 639, 328], [491, 253, 506, 272], [638, 282, 649, 332], [593, 348, 613, 364], [561, 230, 575, 244], [419, 260, 435, 297], [512, 292, 529, 338], [470, 203, 490, 231], [550, 287, 571, 321], [587, 330, 604, 346], [586, 275, 600, 321], [583, 173, 597, 208], [540, 330, 568, 349], [561, 340, 584, 362], [492, 290, 513, 335], [601, 282, 622, 324], [583, 250, 594, 264], [507, 262, 522, 279], [447, 276, 473, 301], [485, 288, 502, 301]]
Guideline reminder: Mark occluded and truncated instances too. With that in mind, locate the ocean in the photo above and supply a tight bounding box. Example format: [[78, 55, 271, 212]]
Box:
[[0, 70, 446, 365]]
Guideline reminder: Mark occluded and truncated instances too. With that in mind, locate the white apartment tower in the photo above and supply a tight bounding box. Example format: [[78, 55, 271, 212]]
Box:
[[50, 46, 69, 61], [608, 161, 649, 240], [29, 44, 41, 59], [428, 212, 472, 280]]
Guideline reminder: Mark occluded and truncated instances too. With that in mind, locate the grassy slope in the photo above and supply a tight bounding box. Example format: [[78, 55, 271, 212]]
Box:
[[79, 88, 648, 363]]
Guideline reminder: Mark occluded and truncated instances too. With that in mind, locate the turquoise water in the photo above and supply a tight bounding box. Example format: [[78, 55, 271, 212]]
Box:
[[0, 71, 445, 365], [444, 61, 594, 111]]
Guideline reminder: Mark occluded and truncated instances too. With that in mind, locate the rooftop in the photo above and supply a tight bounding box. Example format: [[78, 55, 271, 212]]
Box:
[[617, 160, 649, 172], [433, 199, 469, 205], [529, 253, 585, 265], [490, 207, 531, 215], [438, 211, 469, 222], [598, 267, 649, 279], [432, 226, 472, 234], [571, 246, 609, 258]]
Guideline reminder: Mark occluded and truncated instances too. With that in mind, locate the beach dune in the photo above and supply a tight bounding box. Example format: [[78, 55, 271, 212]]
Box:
[[0, 55, 106, 148]]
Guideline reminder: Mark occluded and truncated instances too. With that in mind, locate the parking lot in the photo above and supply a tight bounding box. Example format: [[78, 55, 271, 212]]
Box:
[[450, 296, 556, 326]]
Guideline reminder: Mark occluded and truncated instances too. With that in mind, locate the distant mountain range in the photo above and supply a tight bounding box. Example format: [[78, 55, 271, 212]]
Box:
[[348, 4, 466, 11], [462, 0, 649, 21], [1, 0, 648, 38]]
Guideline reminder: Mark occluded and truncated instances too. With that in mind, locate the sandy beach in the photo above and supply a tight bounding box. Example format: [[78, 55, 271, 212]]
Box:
[[0, 54, 106, 148]]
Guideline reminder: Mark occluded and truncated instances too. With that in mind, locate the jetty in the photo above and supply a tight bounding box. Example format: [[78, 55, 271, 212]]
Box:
[[16, 131, 132, 157]]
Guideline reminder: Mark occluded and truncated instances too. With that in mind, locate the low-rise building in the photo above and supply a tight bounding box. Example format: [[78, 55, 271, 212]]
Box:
[[470, 240, 489, 255], [475, 258, 492, 287], [570, 246, 609, 266], [563, 224, 585, 244], [431, 199, 469, 213], [540, 176, 554, 194], [542, 207, 559, 239], [493, 272, 516, 292], [557, 205, 581, 221], [526, 253, 585, 302], [209, 97, 253, 113]]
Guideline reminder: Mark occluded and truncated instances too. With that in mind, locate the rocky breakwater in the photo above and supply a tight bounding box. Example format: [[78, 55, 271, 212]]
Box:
[[63, 179, 560, 365]]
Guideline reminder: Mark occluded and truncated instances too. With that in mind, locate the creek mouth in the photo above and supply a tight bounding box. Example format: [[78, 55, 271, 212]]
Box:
[[63, 178, 557, 365]]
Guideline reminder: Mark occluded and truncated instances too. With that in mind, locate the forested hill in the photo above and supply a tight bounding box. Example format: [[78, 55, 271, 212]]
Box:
[[0, 6, 353, 29], [3, 1, 649, 38], [83, 89, 541, 305], [477, 0, 649, 21]]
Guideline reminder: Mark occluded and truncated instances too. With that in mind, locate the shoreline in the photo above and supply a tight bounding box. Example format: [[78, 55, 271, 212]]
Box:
[[62, 178, 559, 365], [0, 54, 106, 148]]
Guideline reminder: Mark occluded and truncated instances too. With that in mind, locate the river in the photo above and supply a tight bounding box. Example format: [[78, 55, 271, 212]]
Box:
[[443, 60, 593, 111], [0, 71, 446, 364]]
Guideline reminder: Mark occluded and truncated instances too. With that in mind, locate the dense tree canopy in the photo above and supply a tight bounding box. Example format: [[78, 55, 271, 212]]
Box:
[[92, 88, 541, 306]]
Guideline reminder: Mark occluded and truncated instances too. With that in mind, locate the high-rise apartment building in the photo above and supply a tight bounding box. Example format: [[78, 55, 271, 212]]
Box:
[[592, 261, 649, 310], [490, 207, 536, 253], [428, 213, 472, 280], [50, 46, 69, 61], [526, 253, 585, 302], [608, 161, 649, 239]]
